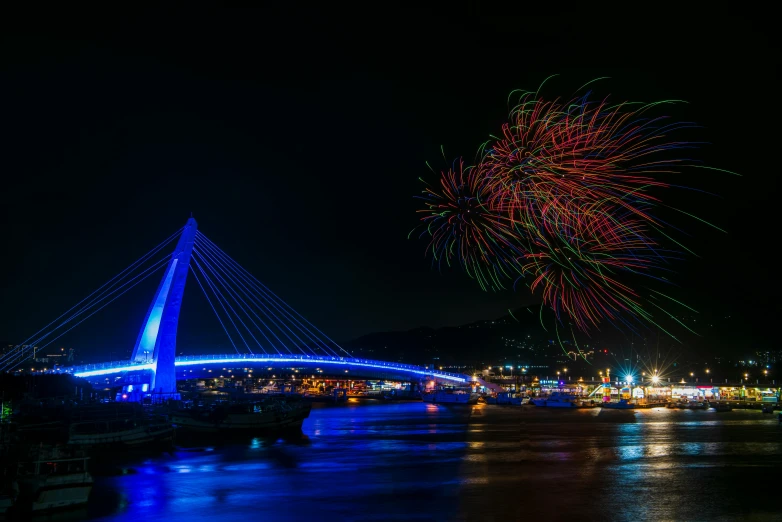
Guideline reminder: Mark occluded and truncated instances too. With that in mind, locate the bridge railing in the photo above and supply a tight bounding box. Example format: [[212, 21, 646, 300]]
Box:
[[175, 353, 468, 380], [60, 359, 153, 374], [62, 353, 468, 381]]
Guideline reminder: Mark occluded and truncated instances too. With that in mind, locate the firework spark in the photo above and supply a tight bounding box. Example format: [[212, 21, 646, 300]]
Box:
[[412, 159, 526, 291], [414, 81, 722, 336]]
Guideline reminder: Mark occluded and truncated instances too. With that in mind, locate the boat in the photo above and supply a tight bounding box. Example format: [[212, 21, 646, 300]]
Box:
[[14, 445, 93, 512], [602, 399, 635, 409], [713, 403, 732, 412], [302, 389, 348, 403], [170, 396, 312, 434], [531, 392, 579, 408], [1, 424, 18, 515], [487, 391, 527, 405], [66, 403, 175, 450], [0, 489, 16, 516], [381, 390, 421, 401], [421, 388, 479, 405]]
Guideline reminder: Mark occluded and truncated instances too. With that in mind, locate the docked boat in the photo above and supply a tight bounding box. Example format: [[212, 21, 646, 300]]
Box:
[[170, 396, 312, 434], [1, 425, 18, 515], [422, 388, 479, 405], [67, 403, 175, 450], [0, 490, 16, 516], [381, 389, 421, 401], [531, 392, 579, 408], [713, 403, 732, 412], [14, 445, 93, 512], [602, 399, 635, 409], [485, 391, 527, 405]]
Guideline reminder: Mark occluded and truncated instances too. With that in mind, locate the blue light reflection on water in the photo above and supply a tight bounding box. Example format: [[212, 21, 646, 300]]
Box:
[[82, 402, 472, 522], [69, 403, 782, 522]]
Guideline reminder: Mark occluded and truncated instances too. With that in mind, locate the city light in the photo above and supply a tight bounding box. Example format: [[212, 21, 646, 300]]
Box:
[[625, 375, 633, 383], [651, 375, 660, 384]]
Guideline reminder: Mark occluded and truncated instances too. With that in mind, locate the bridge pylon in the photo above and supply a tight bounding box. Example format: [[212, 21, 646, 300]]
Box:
[[130, 217, 197, 395]]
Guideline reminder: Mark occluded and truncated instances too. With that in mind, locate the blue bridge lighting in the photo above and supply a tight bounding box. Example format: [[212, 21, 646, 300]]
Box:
[[6, 217, 474, 395]]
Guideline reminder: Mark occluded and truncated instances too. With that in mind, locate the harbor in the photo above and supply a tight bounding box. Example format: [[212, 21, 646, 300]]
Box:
[[2, 368, 780, 517], [3, 397, 781, 521]]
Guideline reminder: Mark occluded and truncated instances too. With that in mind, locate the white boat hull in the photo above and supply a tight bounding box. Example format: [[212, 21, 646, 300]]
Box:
[[33, 484, 92, 511], [18, 473, 93, 512], [68, 423, 175, 448]]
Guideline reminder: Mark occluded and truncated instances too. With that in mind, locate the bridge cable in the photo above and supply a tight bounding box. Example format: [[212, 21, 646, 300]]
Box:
[[191, 248, 271, 355], [1, 256, 172, 371], [53, 228, 185, 336], [2, 227, 183, 367], [194, 235, 331, 356], [194, 239, 315, 354], [190, 255, 255, 355], [196, 232, 350, 357], [192, 245, 287, 355], [191, 254, 254, 354], [199, 231, 351, 357], [196, 231, 351, 357], [192, 245, 281, 354], [188, 264, 241, 355], [193, 239, 319, 355], [1, 254, 174, 369], [194, 233, 336, 357]]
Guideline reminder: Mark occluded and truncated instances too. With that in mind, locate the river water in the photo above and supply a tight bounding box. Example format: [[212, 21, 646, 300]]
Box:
[[40, 401, 782, 521]]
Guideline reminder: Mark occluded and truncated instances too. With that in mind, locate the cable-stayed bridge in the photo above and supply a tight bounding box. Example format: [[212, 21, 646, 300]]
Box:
[[1, 218, 468, 398]]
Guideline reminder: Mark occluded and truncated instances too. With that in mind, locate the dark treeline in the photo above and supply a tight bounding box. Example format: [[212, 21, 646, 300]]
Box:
[[0, 373, 92, 400]]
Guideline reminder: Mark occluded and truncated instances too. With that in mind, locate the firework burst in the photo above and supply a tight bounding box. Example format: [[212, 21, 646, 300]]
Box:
[[413, 159, 526, 291], [414, 79, 725, 336], [482, 89, 694, 232]]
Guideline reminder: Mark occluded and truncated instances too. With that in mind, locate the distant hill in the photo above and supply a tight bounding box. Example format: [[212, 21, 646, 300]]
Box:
[[342, 304, 624, 367], [341, 303, 767, 368]]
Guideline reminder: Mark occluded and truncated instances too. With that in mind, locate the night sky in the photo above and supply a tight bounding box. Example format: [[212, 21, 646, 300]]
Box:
[[1, 9, 776, 359]]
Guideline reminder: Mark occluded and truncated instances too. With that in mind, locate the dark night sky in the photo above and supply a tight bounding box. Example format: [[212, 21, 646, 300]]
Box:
[[0, 9, 776, 359]]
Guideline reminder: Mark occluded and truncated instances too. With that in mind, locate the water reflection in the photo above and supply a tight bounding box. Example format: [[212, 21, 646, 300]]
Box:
[[18, 402, 774, 521]]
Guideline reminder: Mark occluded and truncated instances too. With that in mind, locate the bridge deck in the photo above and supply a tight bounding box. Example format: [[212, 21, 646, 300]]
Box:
[[60, 354, 470, 385]]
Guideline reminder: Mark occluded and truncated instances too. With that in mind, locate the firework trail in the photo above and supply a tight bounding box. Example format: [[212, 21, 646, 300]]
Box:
[[482, 89, 692, 231], [412, 159, 527, 292], [414, 79, 727, 336]]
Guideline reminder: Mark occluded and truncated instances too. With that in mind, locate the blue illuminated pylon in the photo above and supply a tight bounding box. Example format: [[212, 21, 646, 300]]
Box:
[[130, 217, 197, 395]]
